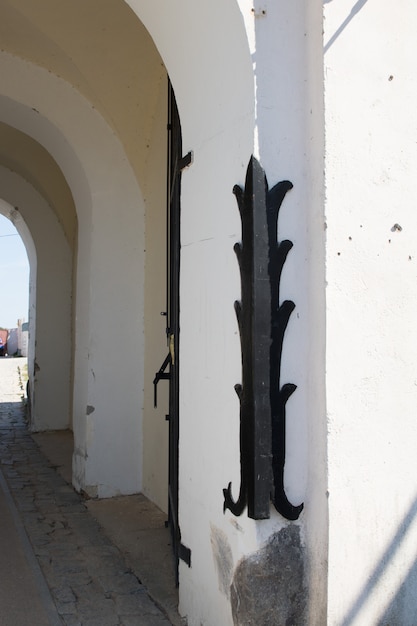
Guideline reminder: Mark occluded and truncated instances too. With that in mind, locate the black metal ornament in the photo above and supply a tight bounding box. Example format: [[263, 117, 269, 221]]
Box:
[[223, 156, 303, 521]]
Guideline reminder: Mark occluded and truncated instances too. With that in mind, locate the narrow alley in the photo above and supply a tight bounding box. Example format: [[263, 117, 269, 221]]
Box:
[[0, 357, 176, 626]]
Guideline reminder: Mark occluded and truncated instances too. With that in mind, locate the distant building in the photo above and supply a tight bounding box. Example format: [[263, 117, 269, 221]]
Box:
[[0, 329, 6, 357]]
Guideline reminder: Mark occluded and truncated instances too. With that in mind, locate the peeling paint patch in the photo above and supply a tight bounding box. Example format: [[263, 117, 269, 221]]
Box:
[[210, 524, 234, 598], [230, 525, 307, 625], [86, 405, 95, 415]]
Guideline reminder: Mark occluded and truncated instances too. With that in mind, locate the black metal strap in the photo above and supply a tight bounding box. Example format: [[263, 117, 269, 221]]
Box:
[[153, 353, 171, 408], [179, 543, 191, 567], [179, 151, 192, 171]]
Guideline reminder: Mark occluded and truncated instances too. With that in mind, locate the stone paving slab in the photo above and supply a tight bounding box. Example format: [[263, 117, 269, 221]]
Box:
[[0, 358, 172, 625], [0, 468, 62, 625]]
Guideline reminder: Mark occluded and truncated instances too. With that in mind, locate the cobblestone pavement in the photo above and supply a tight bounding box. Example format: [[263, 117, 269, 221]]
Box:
[[0, 358, 172, 626]]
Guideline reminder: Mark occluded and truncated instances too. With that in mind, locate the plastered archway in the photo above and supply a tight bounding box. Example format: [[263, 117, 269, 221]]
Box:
[[0, 168, 72, 431], [0, 63, 148, 498], [0, 3, 266, 624], [0, 198, 36, 401]]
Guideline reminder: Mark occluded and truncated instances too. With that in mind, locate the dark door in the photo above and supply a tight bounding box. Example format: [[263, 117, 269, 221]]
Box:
[[167, 81, 181, 583], [153, 81, 191, 583]]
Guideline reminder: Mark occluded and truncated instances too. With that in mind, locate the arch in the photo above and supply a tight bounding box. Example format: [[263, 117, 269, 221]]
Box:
[[0, 200, 34, 373], [0, 5, 257, 622], [0, 122, 77, 247], [124, 0, 255, 150], [0, 52, 150, 496], [0, 170, 71, 431]]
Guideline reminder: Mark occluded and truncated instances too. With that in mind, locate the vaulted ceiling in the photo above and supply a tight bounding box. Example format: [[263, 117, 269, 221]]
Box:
[[0, 0, 166, 239]]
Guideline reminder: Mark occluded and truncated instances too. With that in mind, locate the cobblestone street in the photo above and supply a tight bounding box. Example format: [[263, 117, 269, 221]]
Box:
[[0, 357, 173, 625]]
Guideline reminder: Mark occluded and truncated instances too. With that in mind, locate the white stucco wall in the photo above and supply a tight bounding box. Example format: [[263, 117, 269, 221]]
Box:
[[249, 3, 327, 623], [142, 75, 170, 513], [127, 2, 326, 624], [324, 1, 417, 624], [121, 3, 252, 622]]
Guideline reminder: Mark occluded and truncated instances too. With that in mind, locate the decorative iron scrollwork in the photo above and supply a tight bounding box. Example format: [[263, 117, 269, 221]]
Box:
[[223, 156, 303, 521]]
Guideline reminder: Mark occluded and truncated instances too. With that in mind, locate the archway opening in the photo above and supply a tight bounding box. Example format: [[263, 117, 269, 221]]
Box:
[[0, 213, 29, 354], [0, 204, 34, 417], [0, 212, 30, 434]]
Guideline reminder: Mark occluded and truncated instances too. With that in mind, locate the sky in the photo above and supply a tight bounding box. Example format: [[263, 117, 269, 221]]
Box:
[[0, 214, 29, 329]]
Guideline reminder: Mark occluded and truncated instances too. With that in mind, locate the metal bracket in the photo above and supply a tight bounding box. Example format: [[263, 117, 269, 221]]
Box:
[[179, 543, 191, 567], [153, 353, 171, 408], [179, 151, 193, 171]]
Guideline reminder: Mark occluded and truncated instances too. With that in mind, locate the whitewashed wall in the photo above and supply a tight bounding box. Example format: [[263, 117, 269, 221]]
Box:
[[127, 1, 325, 624], [141, 75, 170, 513], [324, 1, 417, 624]]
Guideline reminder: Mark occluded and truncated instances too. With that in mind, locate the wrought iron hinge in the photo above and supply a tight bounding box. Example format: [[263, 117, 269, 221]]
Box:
[[179, 543, 191, 567], [179, 151, 193, 171], [153, 353, 171, 408]]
